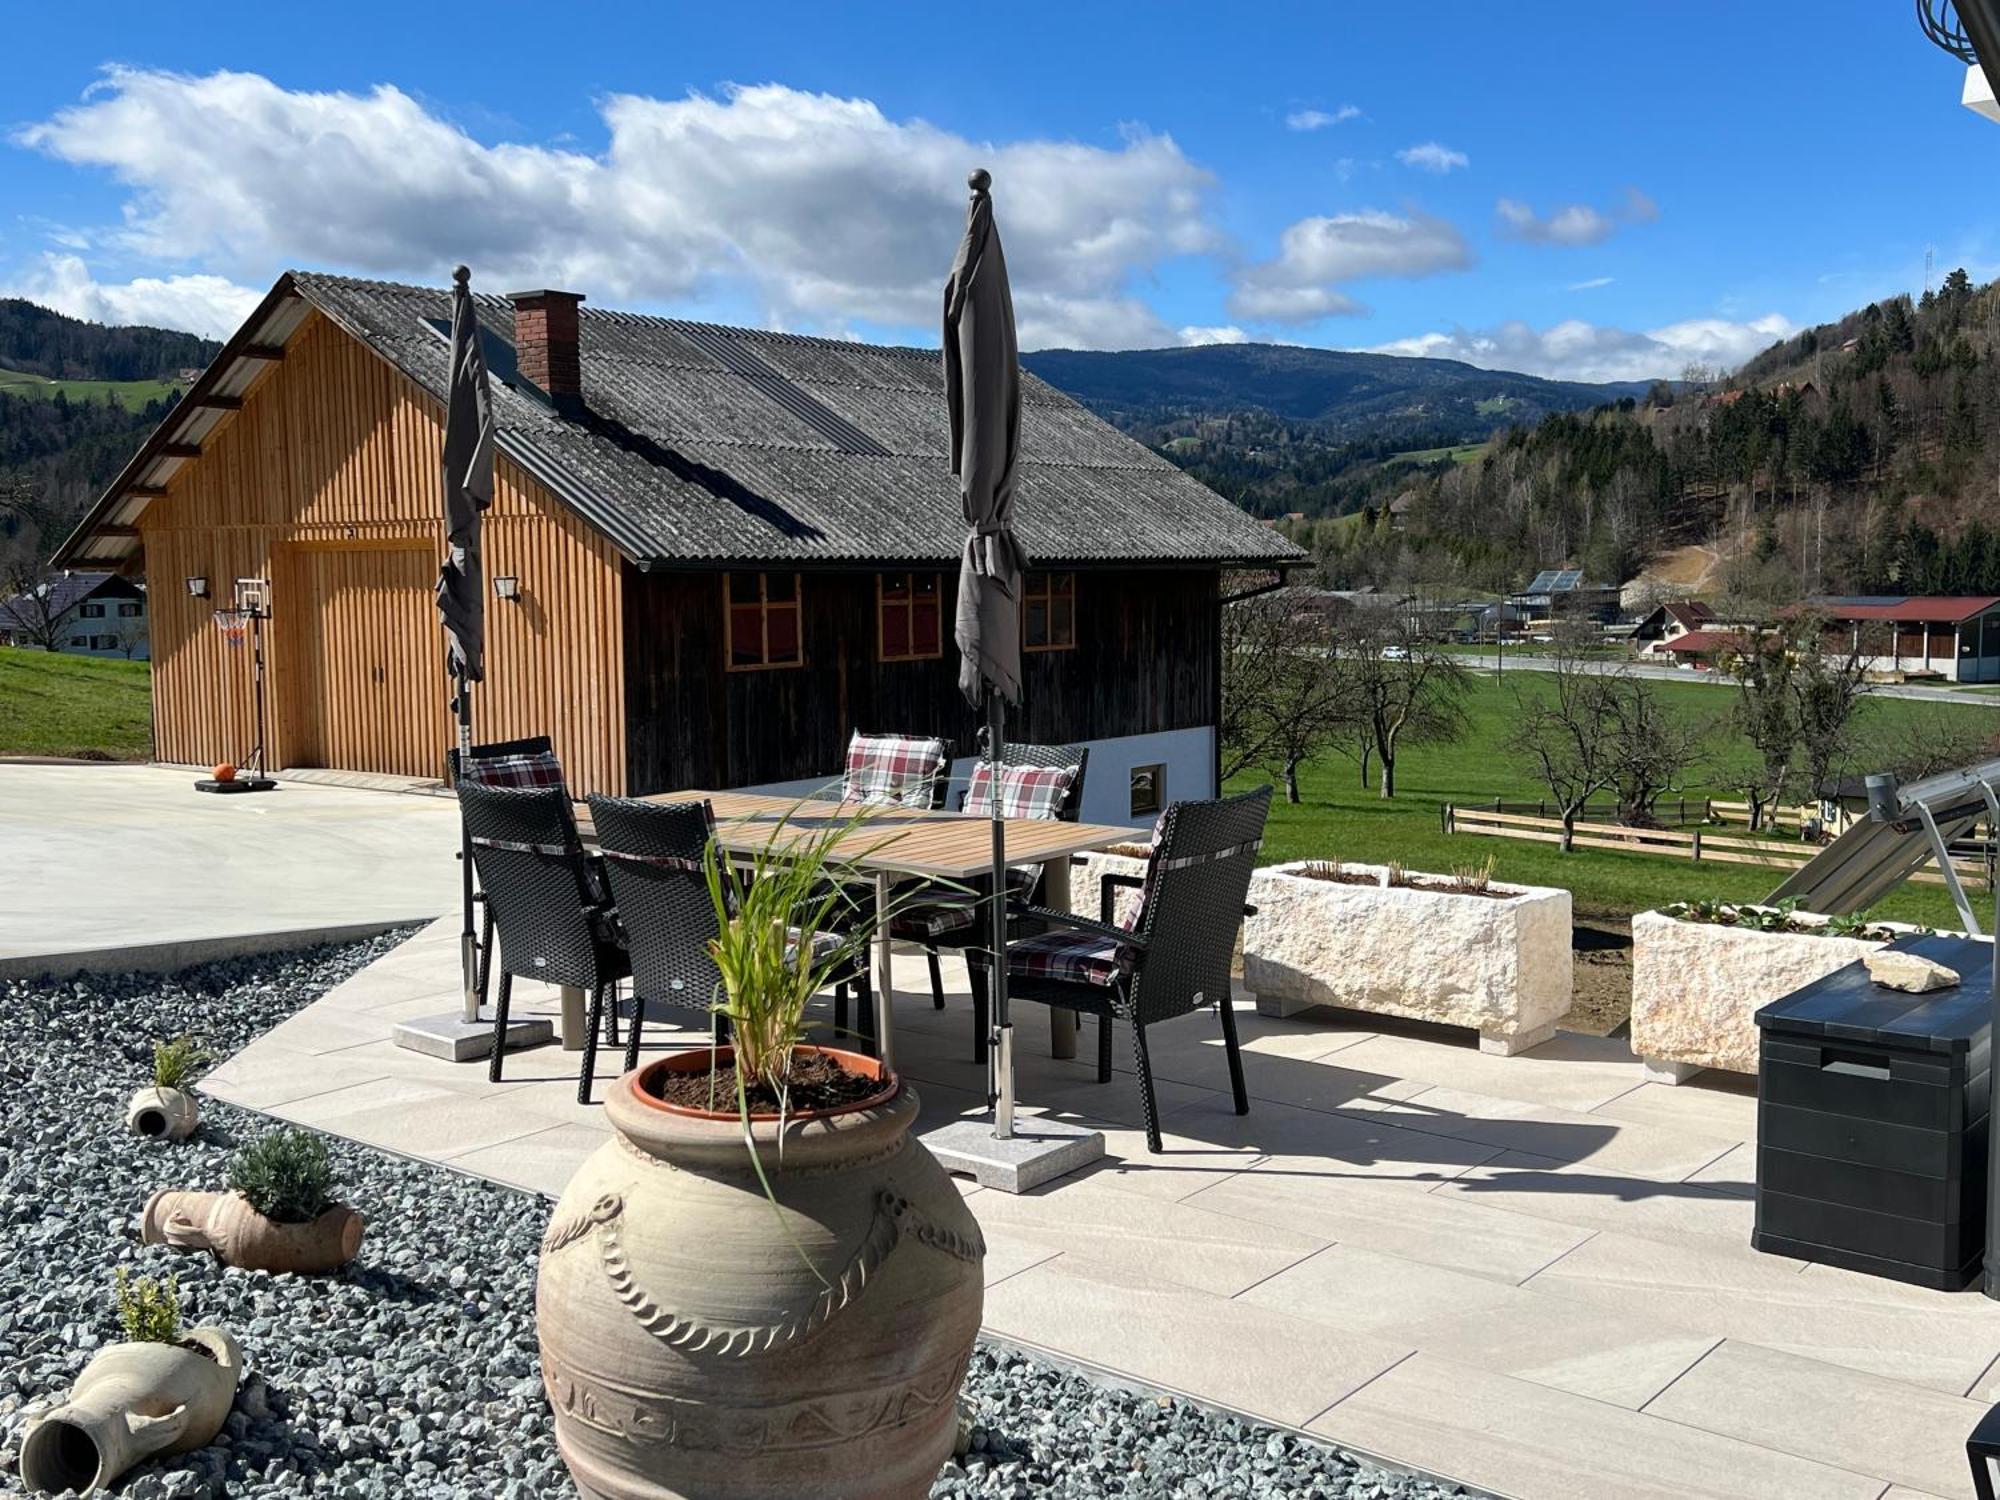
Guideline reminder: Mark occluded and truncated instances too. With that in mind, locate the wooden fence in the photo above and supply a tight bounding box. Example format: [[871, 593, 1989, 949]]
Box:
[[1443, 804, 1990, 888]]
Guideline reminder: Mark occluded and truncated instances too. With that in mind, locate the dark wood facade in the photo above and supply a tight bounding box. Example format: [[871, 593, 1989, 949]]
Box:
[[621, 565, 1219, 796]]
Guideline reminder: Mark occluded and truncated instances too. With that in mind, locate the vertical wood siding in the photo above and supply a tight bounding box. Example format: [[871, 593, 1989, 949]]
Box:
[[141, 310, 627, 792], [622, 565, 1216, 796]]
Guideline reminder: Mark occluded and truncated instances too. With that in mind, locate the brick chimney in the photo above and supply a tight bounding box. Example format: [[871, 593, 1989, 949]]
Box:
[[508, 289, 585, 413]]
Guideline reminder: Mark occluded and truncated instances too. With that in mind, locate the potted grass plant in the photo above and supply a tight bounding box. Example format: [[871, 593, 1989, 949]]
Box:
[[140, 1129, 364, 1274], [126, 1036, 206, 1142], [17, 1273, 242, 1494], [536, 804, 985, 1500]]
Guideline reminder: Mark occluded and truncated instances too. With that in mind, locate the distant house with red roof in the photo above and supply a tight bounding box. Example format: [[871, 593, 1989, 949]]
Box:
[[1803, 595, 2000, 683], [1634, 599, 1716, 654], [1657, 628, 1756, 673]]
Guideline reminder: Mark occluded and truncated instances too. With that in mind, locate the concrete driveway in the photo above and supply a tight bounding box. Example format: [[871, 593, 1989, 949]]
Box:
[[0, 764, 460, 976]]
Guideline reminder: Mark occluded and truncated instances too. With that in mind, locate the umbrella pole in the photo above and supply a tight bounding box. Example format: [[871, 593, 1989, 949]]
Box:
[[456, 670, 479, 1025], [987, 690, 1015, 1140]]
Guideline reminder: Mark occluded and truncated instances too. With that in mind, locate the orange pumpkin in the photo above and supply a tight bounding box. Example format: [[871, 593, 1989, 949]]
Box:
[[212, 763, 237, 783]]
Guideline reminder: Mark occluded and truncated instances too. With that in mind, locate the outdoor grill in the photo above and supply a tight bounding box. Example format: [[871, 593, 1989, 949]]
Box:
[[1753, 933, 1991, 1290]]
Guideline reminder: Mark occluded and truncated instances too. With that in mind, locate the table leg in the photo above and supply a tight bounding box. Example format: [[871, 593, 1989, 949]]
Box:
[[873, 872, 897, 1075], [1041, 856, 1078, 1061], [560, 985, 586, 1051]]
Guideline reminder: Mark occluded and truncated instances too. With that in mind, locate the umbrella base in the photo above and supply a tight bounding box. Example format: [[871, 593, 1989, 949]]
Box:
[[391, 1011, 554, 1062], [194, 777, 277, 794], [919, 1114, 1104, 1194]]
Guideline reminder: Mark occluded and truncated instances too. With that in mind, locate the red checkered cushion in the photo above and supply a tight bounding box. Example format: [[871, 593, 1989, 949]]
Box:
[[890, 866, 1043, 939], [1006, 928, 1130, 987], [963, 762, 1077, 821], [461, 749, 566, 791], [841, 732, 947, 808]]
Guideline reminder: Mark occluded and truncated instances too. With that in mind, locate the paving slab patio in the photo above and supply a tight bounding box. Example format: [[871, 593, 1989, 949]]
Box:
[[203, 919, 2000, 1500]]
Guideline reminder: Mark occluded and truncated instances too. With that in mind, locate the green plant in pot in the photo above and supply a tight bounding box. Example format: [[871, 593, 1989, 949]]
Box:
[[18, 1272, 243, 1494], [139, 1128, 364, 1274], [126, 1036, 206, 1142], [536, 802, 988, 1500]]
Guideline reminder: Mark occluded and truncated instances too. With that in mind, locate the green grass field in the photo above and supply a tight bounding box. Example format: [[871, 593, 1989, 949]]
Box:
[[1225, 672, 1990, 926], [1390, 441, 1489, 466], [0, 650, 152, 759], [0, 365, 184, 411]]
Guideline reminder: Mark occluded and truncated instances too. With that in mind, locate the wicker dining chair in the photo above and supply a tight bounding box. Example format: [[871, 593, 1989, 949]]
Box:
[[460, 782, 631, 1103], [450, 735, 566, 1014], [968, 785, 1271, 1152], [890, 743, 1090, 1047], [586, 795, 878, 1071]]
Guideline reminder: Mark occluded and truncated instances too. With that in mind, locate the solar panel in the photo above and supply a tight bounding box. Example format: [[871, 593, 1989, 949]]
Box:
[[1526, 569, 1561, 592], [1552, 569, 1583, 591], [674, 326, 892, 457]]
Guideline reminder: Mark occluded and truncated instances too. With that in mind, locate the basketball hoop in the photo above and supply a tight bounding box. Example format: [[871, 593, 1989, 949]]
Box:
[[212, 609, 250, 648]]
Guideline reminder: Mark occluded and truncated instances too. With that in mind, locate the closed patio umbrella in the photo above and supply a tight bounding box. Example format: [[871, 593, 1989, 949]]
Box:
[[944, 168, 1028, 1137], [439, 263, 495, 1023]]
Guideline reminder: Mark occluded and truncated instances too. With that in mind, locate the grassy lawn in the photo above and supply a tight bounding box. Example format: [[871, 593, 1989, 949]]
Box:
[[1390, 441, 1489, 466], [0, 365, 184, 411], [0, 650, 152, 759], [1226, 672, 1991, 927]]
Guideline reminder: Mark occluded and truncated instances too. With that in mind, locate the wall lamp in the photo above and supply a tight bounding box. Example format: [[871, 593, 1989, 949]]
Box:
[[493, 576, 521, 603], [185, 577, 209, 599]]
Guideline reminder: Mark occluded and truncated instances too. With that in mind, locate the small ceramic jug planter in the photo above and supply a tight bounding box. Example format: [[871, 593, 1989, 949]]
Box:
[[140, 1189, 364, 1274], [125, 1086, 200, 1142], [17, 1327, 242, 1494], [537, 1046, 984, 1500]]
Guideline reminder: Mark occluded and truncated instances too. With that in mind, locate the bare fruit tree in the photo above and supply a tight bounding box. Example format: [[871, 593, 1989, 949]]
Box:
[[0, 566, 70, 651], [1504, 627, 1625, 851], [1338, 602, 1468, 799], [1219, 590, 1351, 802], [1727, 611, 1870, 828]]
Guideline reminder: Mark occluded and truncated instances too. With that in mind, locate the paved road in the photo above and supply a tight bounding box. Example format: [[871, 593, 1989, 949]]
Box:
[[1463, 652, 2000, 706]]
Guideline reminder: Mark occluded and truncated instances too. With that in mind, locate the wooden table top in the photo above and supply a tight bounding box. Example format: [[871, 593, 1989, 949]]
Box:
[[580, 788, 1137, 881]]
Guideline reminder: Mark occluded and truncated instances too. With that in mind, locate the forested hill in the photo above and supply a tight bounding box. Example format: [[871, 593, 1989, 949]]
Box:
[[1293, 267, 2000, 601], [0, 300, 217, 381]]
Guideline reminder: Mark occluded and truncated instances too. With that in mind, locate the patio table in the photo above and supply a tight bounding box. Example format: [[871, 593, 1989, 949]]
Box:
[[572, 788, 1136, 1073]]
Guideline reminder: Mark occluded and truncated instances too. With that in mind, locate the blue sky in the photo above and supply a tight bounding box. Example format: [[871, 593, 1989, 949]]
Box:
[[2, 1, 1993, 381]]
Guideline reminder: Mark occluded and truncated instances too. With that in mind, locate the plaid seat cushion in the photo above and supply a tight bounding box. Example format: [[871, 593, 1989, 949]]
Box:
[[1006, 928, 1130, 987], [787, 927, 849, 964], [964, 761, 1078, 821], [842, 732, 947, 808], [462, 749, 566, 790], [890, 865, 1042, 939]]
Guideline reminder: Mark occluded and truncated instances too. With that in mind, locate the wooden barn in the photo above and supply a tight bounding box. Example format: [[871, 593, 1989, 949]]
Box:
[[55, 271, 1300, 822]]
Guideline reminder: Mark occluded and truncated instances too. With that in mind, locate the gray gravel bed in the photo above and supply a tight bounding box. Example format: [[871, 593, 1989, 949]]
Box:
[[0, 935, 1471, 1499]]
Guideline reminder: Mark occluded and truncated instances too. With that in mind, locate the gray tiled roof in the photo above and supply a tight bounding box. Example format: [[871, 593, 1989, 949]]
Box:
[[0, 571, 117, 630], [291, 273, 1301, 569]]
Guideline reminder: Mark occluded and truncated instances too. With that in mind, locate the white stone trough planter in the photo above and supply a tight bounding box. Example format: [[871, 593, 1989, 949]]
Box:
[[1241, 861, 1573, 1055], [1630, 907, 1919, 1084]]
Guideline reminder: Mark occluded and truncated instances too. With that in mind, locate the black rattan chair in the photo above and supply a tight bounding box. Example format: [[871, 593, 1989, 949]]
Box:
[[587, 795, 878, 1070], [892, 743, 1091, 1037], [968, 785, 1271, 1152], [450, 735, 565, 1013], [461, 781, 631, 1103]]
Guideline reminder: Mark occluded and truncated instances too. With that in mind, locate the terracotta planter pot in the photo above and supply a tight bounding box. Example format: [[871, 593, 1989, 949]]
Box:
[[18, 1327, 241, 1494], [125, 1086, 200, 1142], [139, 1190, 364, 1274], [537, 1046, 985, 1500]]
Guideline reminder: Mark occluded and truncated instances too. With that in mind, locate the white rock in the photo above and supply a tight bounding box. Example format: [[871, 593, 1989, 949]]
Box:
[[1863, 949, 1959, 993], [1240, 861, 1572, 1054]]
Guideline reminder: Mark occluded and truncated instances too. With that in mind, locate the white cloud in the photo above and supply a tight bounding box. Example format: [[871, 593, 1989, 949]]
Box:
[[3, 253, 260, 339], [1369, 311, 1795, 384], [1229, 209, 1473, 323], [1286, 105, 1362, 131], [1395, 142, 1468, 174], [16, 68, 1224, 350], [1177, 324, 1249, 346], [1496, 187, 1657, 247], [1567, 275, 1616, 291]]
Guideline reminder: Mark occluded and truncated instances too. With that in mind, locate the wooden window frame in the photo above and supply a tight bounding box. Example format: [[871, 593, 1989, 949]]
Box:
[[877, 571, 944, 663], [724, 571, 805, 673], [1022, 570, 1077, 652]]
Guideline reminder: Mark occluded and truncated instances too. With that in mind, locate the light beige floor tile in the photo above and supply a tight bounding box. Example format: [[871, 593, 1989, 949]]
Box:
[[1530, 1227, 2000, 1396], [1168, 1093, 1503, 1190], [446, 1123, 609, 1197], [1324, 1030, 1651, 1113], [1185, 1168, 1593, 1286], [1241, 1242, 1716, 1409], [1878, 1489, 1953, 1499], [315, 963, 463, 1012], [1682, 1141, 1756, 1198], [982, 1256, 1411, 1427], [1309, 1352, 1887, 1500], [273, 1077, 561, 1160], [1592, 1077, 1758, 1142], [1428, 1151, 1757, 1247], [965, 1175, 1327, 1297], [973, 1229, 1064, 1289], [1644, 1339, 1986, 1498], [1048, 1118, 1270, 1202], [1366, 1084, 1741, 1184]]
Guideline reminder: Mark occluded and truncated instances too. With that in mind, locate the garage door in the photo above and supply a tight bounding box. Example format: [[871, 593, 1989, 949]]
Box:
[[291, 546, 447, 778]]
